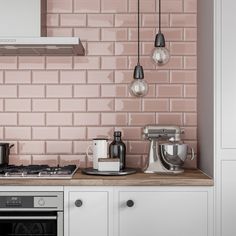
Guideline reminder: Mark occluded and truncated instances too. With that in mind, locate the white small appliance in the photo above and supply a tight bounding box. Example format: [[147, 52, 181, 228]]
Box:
[[87, 139, 108, 169]]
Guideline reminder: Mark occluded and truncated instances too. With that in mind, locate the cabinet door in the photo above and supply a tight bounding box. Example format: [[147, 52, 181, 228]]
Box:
[[222, 161, 236, 236], [118, 191, 208, 236], [67, 191, 109, 236]]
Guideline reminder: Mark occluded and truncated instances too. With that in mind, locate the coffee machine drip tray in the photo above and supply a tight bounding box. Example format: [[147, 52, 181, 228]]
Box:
[[82, 168, 136, 176]]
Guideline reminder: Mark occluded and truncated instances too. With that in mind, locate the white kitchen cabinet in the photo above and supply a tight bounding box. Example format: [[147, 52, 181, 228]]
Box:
[[65, 186, 213, 236], [64, 187, 113, 236], [114, 187, 213, 236]]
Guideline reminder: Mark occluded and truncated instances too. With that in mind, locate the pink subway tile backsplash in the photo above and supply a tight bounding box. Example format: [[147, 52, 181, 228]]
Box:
[[0, 0, 197, 169]]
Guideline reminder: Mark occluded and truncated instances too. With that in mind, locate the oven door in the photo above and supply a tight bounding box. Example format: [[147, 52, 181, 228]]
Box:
[[0, 211, 63, 236]]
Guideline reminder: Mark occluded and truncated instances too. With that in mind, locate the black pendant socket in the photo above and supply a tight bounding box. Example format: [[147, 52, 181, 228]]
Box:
[[154, 32, 166, 47], [133, 64, 144, 79]]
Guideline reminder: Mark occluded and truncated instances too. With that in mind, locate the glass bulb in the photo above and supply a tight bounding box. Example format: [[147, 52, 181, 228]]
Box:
[[129, 79, 148, 97], [151, 47, 170, 65]]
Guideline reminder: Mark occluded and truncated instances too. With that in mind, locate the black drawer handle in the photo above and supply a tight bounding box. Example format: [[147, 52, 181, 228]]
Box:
[[126, 200, 134, 207], [75, 199, 83, 207]]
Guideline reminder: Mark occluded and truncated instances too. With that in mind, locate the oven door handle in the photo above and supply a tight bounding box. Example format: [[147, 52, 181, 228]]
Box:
[[0, 216, 57, 220]]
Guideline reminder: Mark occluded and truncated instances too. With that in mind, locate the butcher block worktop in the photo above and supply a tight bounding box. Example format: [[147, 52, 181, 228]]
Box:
[[0, 169, 213, 186]]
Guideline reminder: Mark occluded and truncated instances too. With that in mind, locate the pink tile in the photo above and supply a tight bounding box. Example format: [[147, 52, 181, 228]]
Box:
[[128, 56, 155, 70], [5, 127, 31, 140], [47, 14, 59, 27], [129, 0, 156, 13], [170, 71, 197, 83], [145, 85, 156, 97], [129, 28, 155, 41], [160, 0, 183, 12], [7, 141, 17, 154], [128, 141, 149, 154], [0, 127, 3, 139], [87, 42, 114, 56], [60, 71, 86, 84], [74, 57, 100, 70], [74, 141, 91, 154], [46, 85, 72, 98], [5, 99, 31, 112], [33, 71, 59, 84], [0, 71, 3, 83], [126, 155, 142, 169], [115, 42, 137, 56], [19, 141, 45, 154], [47, 28, 73, 37], [115, 71, 133, 84], [145, 71, 169, 83], [170, 14, 197, 27], [184, 113, 197, 126], [0, 86, 17, 98], [46, 113, 72, 126], [87, 127, 114, 139], [157, 85, 183, 97], [60, 14, 86, 27], [184, 84, 197, 97], [19, 85, 45, 98], [101, 28, 128, 41], [75, 28, 100, 42], [101, 113, 127, 126], [115, 99, 141, 112], [101, 85, 127, 97], [74, 85, 100, 98], [115, 14, 137, 27], [170, 99, 196, 112], [129, 113, 155, 125], [142, 14, 169, 27], [157, 113, 183, 125], [9, 155, 31, 166], [59, 155, 85, 167], [119, 127, 142, 140], [47, 0, 72, 13], [102, 56, 127, 70], [46, 141, 72, 154], [184, 56, 197, 69], [19, 113, 45, 126], [46, 57, 73, 69], [33, 99, 59, 112], [184, 0, 197, 13], [88, 71, 114, 84], [0, 100, 3, 111], [184, 28, 197, 41], [32, 155, 59, 166], [60, 127, 86, 140], [74, 0, 100, 13], [143, 99, 169, 112], [5, 71, 31, 84], [155, 56, 183, 70], [88, 14, 113, 27], [60, 99, 86, 112], [74, 113, 100, 126], [101, 0, 127, 12], [18, 57, 45, 69], [170, 42, 196, 55], [0, 57, 17, 69], [88, 99, 114, 111], [0, 113, 17, 125], [33, 127, 59, 140], [183, 127, 197, 140]]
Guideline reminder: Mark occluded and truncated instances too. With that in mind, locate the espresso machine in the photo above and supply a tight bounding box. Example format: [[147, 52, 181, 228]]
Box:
[[143, 125, 194, 174]]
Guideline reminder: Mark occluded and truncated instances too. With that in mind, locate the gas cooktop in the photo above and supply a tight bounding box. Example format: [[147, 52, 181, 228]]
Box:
[[0, 164, 78, 179]]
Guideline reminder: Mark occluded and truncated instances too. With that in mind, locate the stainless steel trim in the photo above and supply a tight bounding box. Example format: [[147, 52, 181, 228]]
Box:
[[0, 216, 57, 220]]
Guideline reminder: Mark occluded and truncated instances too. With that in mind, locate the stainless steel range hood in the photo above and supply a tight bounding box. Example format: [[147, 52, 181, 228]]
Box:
[[0, 0, 85, 56]]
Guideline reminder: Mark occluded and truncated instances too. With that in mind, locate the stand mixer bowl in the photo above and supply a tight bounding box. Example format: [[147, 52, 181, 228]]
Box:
[[159, 143, 194, 171]]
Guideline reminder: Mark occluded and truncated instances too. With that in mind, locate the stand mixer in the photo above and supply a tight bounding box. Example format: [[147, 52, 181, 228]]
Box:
[[143, 125, 193, 174]]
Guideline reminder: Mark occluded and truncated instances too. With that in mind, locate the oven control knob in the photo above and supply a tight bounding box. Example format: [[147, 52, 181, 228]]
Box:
[[38, 198, 45, 207], [75, 199, 83, 207]]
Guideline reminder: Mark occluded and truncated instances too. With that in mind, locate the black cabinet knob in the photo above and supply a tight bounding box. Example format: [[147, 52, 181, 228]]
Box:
[[75, 199, 83, 207], [126, 200, 134, 207]]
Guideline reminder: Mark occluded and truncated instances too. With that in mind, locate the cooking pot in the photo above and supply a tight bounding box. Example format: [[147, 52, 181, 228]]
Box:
[[0, 143, 14, 165]]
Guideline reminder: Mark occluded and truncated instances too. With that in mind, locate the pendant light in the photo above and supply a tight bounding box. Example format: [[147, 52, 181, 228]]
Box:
[[151, 0, 170, 65], [129, 0, 148, 97]]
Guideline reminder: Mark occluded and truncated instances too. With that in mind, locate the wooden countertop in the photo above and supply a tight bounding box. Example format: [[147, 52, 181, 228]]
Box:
[[0, 169, 213, 186]]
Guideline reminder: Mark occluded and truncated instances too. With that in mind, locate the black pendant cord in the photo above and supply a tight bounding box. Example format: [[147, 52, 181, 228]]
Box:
[[137, 0, 140, 65], [159, 0, 161, 33]]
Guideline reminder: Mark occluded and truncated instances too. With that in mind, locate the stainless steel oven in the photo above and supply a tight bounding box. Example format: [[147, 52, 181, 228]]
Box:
[[0, 192, 63, 236]]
